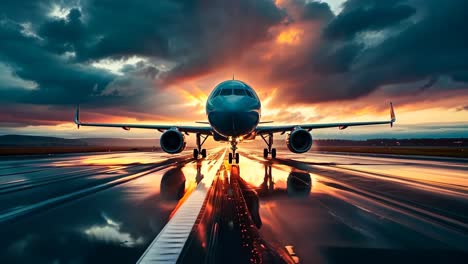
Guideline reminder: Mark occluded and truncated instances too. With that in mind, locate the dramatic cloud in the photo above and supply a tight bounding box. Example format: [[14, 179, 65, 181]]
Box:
[[323, 1, 416, 40], [0, 0, 467, 136], [246, 0, 468, 106], [0, 0, 286, 126]]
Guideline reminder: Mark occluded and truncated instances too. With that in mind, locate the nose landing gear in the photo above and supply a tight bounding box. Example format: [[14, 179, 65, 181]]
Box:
[[228, 141, 240, 164], [261, 133, 276, 159], [194, 133, 208, 159], [228, 152, 239, 164]]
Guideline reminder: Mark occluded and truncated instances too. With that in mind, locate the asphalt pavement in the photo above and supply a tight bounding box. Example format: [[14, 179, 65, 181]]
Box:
[[0, 148, 466, 263]]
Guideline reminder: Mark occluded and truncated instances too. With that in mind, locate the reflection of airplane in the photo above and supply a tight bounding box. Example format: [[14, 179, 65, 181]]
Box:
[[195, 160, 204, 184], [287, 170, 312, 197], [260, 162, 312, 197], [74, 79, 396, 164], [160, 167, 186, 200]]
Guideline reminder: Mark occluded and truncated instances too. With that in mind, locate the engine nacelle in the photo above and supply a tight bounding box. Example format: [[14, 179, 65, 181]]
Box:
[[286, 128, 312, 153], [160, 129, 186, 154]]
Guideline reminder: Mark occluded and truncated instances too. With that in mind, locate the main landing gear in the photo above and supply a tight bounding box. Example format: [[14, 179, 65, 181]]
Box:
[[228, 141, 240, 164], [261, 133, 276, 159], [193, 133, 208, 159]]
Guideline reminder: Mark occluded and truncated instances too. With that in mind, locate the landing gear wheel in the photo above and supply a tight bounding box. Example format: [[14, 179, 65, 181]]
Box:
[[235, 153, 239, 163], [228, 153, 233, 164], [193, 149, 199, 159], [201, 149, 207, 158], [271, 148, 277, 159], [263, 148, 268, 158]]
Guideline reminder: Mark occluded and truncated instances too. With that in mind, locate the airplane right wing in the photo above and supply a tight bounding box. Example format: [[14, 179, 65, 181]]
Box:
[[256, 103, 396, 135]]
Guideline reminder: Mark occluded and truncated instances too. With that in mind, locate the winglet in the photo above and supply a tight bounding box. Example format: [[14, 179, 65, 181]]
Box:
[[390, 102, 396, 127], [74, 105, 81, 128]]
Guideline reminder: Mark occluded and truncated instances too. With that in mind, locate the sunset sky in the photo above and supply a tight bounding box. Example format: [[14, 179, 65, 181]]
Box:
[[0, 0, 467, 140]]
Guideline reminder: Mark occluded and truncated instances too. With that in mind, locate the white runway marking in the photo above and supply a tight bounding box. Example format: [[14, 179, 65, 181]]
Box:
[[137, 151, 226, 264]]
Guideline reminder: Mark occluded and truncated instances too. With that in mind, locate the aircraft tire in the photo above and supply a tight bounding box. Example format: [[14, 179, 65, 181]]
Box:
[[263, 148, 268, 158], [228, 153, 233, 164], [235, 153, 239, 163], [201, 149, 207, 158], [271, 148, 277, 159], [193, 149, 199, 159]]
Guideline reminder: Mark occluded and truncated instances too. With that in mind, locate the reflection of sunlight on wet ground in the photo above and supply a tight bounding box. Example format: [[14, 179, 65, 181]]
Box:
[[50, 152, 172, 167], [83, 213, 144, 247], [237, 157, 317, 198], [167, 158, 216, 219], [336, 164, 468, 188]]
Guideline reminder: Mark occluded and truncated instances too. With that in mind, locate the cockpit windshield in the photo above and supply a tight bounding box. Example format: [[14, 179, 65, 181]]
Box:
[[212, 80, 257, 98], [233, 89, 246, 96], [219, 89, 232, 96]]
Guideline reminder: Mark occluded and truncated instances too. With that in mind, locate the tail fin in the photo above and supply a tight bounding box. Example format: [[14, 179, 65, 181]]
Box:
[[390, 102, 396, 127]]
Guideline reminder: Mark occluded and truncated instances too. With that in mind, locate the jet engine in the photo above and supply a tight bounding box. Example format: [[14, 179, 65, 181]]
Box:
[[160, 129, 186, 154], [286, 128, 312, 153]]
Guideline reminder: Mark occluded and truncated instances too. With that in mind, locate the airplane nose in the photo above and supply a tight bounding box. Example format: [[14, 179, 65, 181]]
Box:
[[208, 110, 259, 137], [207, 95, 260, 137], [217, 96, 245, 112]]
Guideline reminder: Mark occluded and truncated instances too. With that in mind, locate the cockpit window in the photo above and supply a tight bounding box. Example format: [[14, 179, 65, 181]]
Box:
[[212, 81, 257, 98], [233, 89, 246, 96], [220, 89, 232, 96], [213, 89, 221, 97]]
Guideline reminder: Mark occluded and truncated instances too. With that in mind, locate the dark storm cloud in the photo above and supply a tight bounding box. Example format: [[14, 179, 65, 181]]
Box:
[[160, 0, 284, 82], [38, 8, 87, 54], [0, 19, 114, 104], [0, 0, 54, 23], [0, 0, 284, 126], [300, 1, 334, 22], [268, 0, 468, 104], [323, 0, 416, 40]]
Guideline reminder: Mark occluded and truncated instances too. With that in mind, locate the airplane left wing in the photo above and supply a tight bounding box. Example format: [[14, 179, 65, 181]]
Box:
[[256, 103, 396, 134], [74, 105, 212, 135]]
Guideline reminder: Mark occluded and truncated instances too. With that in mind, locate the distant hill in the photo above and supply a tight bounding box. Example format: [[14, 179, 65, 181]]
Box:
[[0, 135, 466, 147], [312, 138, 468, 147], [0, 135, 88, 146], [81, 138, 157, 147], [0, 135, 157, 147]]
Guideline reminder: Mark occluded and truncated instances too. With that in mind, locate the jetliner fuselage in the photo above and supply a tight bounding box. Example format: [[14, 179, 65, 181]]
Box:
[[206, 80, 261, 139]]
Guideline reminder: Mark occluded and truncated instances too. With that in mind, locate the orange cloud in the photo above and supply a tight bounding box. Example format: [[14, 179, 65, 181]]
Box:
[[276, 27, 304, 45]]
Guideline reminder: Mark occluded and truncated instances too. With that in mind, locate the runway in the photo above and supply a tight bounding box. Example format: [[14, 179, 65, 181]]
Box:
[[0, 148, 467, 263]]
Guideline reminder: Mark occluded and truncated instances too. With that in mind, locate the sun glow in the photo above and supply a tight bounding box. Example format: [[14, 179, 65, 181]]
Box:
[[276, 28, 304, 45], [177, 84, 208, 115]]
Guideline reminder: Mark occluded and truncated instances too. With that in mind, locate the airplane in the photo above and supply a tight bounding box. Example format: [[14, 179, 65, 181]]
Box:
[[74, 79, 396, 164]]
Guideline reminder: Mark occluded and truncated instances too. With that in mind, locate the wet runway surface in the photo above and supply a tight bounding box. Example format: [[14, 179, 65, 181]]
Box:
[[0, 148, 467, 263]]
